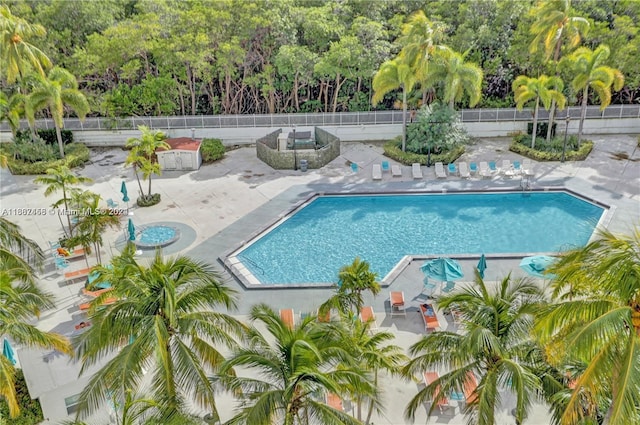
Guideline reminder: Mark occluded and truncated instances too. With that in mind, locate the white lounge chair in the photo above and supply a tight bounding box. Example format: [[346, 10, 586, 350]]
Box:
[[501, 159, 515, 178], [435, 162, 447, 179], [479, 161, 492, 179], [372, 164, 382, 180], [522, 159, 535, 176], [412, 163, 423, 179], [391, 165, 402, 177], [459, 162, 470, 179]]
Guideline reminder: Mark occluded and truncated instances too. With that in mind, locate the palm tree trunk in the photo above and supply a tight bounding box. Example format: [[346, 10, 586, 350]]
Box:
[[62, 186, 73, 237], [133, 164, 144, 199], [364, 369, 379, 425], [147, 175, 152, 197], [546, 98, 556, 142], [55, 123, 65, 158], [577, 86, 589, 148], [531, 98, 540, 149], [401, 88, 407, 152]]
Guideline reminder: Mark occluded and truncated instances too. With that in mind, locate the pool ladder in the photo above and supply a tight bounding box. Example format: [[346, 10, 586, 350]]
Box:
[[243, 257, 265, 275], [519, 175, 531, 191]]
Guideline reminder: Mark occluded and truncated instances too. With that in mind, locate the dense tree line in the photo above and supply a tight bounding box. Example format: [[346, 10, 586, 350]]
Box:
[[2, 0, 639, 117]]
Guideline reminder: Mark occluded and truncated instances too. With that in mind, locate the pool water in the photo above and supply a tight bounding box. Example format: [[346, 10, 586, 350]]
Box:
[[236, 192, 604, 284], [137, 225, 178, 247]]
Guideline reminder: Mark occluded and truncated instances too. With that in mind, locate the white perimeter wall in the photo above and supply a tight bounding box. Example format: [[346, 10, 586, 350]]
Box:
[[1, 118, 638, 146]]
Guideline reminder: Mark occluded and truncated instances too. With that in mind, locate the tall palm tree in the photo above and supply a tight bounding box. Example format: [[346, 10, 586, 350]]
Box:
[[34, 165, 92, 238], [428, 49, 483, 109], [0, 5, 51, 84], [512, 75, 566, 149], [327, 318, 407, 424], [219, 303, 368, 425], [25, 67, 90, 158], [73, 247, 246, 421], [319, 257, 381, 320], [125, 126, 170, 200], [397, 10, 450, 105], [1, 218, 70, 418], [372, 58, 416, 151], [565, 45, 624, 147], [404, 274, 549, 425], [68, 190, 121, 264], [529, 0, 590, 142], [0, 91, 25, 136], [536, 227, 640, 425]]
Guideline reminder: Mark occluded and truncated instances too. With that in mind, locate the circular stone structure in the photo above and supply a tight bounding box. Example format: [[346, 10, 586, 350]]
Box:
[[134, 225, 180, 249]]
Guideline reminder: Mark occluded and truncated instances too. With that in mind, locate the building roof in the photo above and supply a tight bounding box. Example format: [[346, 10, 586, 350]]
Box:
[[158, 138, 201, 152]]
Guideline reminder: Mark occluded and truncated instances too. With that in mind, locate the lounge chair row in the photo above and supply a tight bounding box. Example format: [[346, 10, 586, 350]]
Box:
[[372, 161, 404, 180], [435, 159, 535, 179]]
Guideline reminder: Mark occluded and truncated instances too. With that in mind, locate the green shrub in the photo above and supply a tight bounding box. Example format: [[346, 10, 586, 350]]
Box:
[[200, 138, 225, 162], [0, 369, 44, 425], [1, 142, 90, 175], [384, 137, 465, 165], [15, 129, 74, 146], [527, 122, 556, 138], [4, 136, 58, 163], [405, 103, 470, 156], [137, 193, 161, 207], [509, 136, 593, 161]]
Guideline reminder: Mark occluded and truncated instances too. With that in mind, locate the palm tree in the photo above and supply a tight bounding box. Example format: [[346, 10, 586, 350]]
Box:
[[397, 10, 450, 105], [25, 67, 89, 158], [319, 257, 381, 320], [125, 126, 170, 201], [219, 303, 368, 425], [327, 318, 407, 424], [73, 247, 246, 421], [565, 45, 624, 147], [529, 0, 590, 142], [0, 5, 51, 84], [35, 165, 92, 238], [372, 58, 416, 151], [512, 75, 566, 149], [68, 190, 121, 264], [404, 273, 549, 425], [536, 227, 640, 425], [428, 49, 483, 109], [1, 218, 70, 418], [0, 91, 24, 135]]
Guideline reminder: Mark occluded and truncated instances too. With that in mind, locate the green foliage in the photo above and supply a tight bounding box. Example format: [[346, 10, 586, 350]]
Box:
[[137, 193, 161, 207], [0, 370, 44, 425], [510, 134, 593, 161], [405, 103, 470, 155], [527, 122, 557, 138], [384, 138, 465, 166], [1, 142, 89, 174], [16, 129, 74, 146], [200, 138, 225, 162]]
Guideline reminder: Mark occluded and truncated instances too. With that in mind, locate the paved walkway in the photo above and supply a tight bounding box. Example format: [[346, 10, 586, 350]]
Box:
[[1, 135, 639, 424]]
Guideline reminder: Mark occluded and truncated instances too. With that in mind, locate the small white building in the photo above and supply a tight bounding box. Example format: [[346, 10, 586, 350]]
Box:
[[156, 138, 202, 171]]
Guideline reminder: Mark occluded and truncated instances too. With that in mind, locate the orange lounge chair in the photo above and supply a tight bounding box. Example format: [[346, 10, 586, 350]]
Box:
[[359, 306, 379, 330], [64, 267, 92, 283], [82, 287, 113, 298], [326, 393, 344, 411], [280, 309, 295, 329], [420, 303, 440, 332], [463, 372, 478, 405], [390, 291, 406, 317], [423, 372, 450, 413], [317, 309, 331, 323], [79, 297, 117, 311]]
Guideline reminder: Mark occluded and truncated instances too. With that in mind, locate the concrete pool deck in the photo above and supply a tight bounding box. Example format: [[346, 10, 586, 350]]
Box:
[[1, 134, 639, 424]]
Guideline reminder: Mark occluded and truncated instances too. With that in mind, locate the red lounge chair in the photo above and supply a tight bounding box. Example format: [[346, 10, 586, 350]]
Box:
[[326, 393, 344, 411], [64, 267, 92, 283], [82, 287, 113, 298], [390, 291, 406, 317], [279, 309, 295, 329], [359, 306, 379, 330], [463, 372, 478, 405], [423, 372, 450, 413], [420, 303, 440, 332], [79, 297, 117, 311]]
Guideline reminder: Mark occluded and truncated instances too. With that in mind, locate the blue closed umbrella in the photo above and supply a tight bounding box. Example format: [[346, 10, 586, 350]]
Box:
[[121, 181, 130, 203], [421, 257, 464, 283], [477, 254, 487, 278], [3, 339, 16, 365], [127, 218, 136, 241], [520, 255, 557, 279]]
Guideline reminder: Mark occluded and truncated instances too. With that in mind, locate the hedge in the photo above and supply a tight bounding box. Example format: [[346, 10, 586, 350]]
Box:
[[509, 139, 593, 161], [383, 138, 465, 165], [200, 138, 226, 162], [0, 369, 44, 425], [15, 129, 74, 146], [2, 143, 90, 175]]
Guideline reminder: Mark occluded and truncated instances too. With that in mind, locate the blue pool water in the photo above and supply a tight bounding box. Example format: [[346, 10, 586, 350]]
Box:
[[236, 192, 605, 284], [138, 226, 177, 246]]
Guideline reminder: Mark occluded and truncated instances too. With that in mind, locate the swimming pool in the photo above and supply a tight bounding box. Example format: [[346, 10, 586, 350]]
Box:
[[233, 191, 605, 285]]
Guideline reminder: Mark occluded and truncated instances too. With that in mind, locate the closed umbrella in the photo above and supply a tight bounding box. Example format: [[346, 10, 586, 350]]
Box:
[[127, 218, 136, 241], [121, 181, 130, 203], [477, 254, 487, 279], [519, 255, 557, 279], [3, 339, 16, 365]]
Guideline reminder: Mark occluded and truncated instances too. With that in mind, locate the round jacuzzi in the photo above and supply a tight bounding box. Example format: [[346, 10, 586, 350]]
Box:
[[135, 225, 180, 248]]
